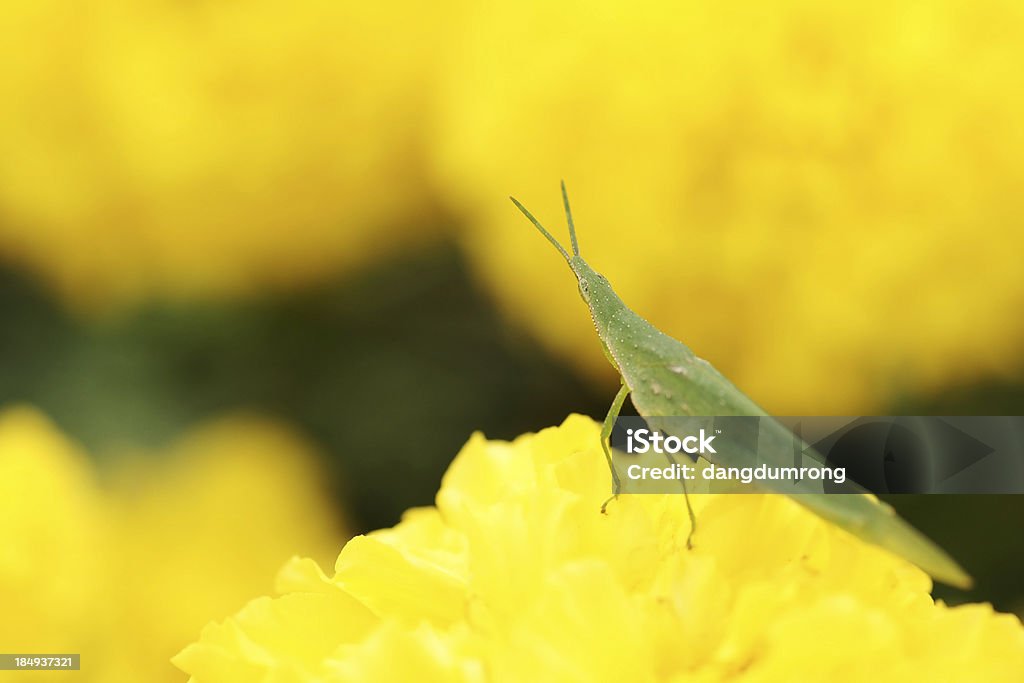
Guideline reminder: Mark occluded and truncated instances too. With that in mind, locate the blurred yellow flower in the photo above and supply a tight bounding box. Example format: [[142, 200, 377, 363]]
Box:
[[431, 0, 1024, 412], [0, 406, 347, 682], [175, 415, 1024, 682], [0, 407, 107, 669], [0, 0, 454, 311]]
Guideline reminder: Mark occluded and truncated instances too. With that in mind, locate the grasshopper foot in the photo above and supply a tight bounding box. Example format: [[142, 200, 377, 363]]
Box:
[[600, 494, 618, 515]]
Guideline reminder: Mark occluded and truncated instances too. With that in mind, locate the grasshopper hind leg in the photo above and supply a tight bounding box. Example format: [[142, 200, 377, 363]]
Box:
[[680, 467, 697, 549], [660, 450, 697, 548]]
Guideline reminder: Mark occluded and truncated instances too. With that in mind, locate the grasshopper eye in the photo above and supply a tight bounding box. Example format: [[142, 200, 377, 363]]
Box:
[[578, 278, 591, 303]]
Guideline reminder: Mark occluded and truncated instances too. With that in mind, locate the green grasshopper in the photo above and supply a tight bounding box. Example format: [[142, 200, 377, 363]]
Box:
[[511, 183, 971, 589]]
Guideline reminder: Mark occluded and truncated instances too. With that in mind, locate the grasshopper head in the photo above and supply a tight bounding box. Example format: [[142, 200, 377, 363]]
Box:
[[510, 184, 623, 373], [569, 255, 609, 307], [509, 185, 618, 322], [510, 182, 613, 308]]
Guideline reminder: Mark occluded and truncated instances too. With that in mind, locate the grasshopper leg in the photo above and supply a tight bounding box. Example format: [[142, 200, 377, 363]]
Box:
[[599, 382, 630, 514], [680, 468, 697, 549], [662, 451, 698, 548]]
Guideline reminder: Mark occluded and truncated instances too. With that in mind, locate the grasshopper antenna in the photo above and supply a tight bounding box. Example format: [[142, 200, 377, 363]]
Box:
[[560, 180, 580, 257], [510, 196, 572, 265]]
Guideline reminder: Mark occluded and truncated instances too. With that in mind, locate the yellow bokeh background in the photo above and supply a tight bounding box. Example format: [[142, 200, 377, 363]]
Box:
[[0, 0, 453, 310], [1, 0, 1022, 411]]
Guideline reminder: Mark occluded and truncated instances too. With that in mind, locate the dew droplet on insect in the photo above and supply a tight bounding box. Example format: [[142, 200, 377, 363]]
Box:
[[669, 364, 689, 377]]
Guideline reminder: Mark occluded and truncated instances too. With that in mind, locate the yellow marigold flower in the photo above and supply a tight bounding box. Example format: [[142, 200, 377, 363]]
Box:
[[0, 0, 453, 311], [0, 406, 347, 682], [431, 0, 1024, 413], [175, 415, 1024, 682]]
